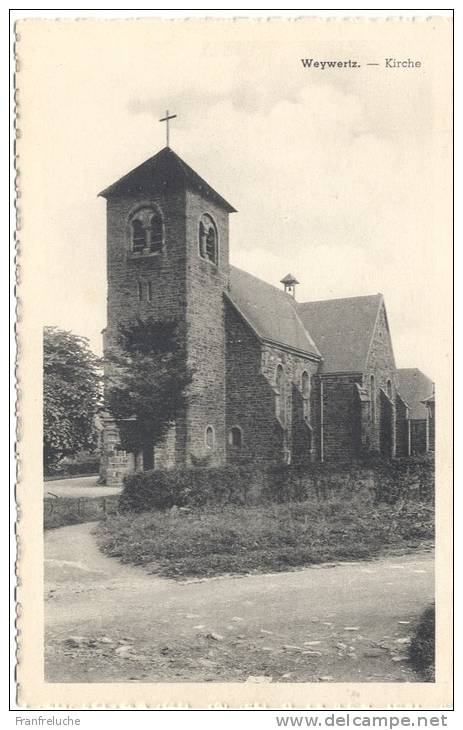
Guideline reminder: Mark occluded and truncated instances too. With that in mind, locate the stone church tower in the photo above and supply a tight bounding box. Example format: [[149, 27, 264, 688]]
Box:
[[99, 147, 236, 476]]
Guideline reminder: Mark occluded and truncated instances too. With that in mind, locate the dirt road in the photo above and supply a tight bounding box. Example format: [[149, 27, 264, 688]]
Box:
[[45, 522, 434, 683]]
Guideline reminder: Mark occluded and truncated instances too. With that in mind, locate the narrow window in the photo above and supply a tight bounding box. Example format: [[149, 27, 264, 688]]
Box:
[[137, 281, 142, 301], [147, 281, 152, 302], [205, 425, 215, 449], [302, 370, 310, 419], [386, 379, 392, 399], [149, 213, 163, 253], [199, 214, 218, 264], [132, 219, 146, 254], [229, 426, 242, 448], [199, 221, 207, 259], [206, 228, 217, 263], [370, 374, 376, 423], [276, 364, 285, 422]]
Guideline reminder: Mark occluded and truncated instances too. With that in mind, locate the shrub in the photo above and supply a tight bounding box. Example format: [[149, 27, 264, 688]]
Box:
[[409, 604, 435, 681], [119, 455, 434, 513], [371, 454, 434, 504], [119, 464, 261, 512]]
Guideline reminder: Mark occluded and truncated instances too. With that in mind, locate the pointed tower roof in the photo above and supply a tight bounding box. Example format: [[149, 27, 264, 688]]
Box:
[[99, 146, 236, 212]]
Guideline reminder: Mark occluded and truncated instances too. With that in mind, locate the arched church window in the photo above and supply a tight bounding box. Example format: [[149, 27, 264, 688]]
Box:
[[386, 379, 392, 399], [199, 214, 218, 265], [149, 213, 163, 253], [199, 222, 207, 258], [302, 370, 311, 419], [132, 219, 145, 254], [301, 371, 310, 399], [229, 426, 242, 448], [205, 425, 215, 449]]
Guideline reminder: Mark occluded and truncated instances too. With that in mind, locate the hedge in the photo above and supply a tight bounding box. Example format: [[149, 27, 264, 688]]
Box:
[[120, 465, 254, 512], [119, 454, 434, 513]]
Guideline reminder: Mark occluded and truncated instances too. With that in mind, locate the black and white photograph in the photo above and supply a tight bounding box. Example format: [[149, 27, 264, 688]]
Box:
[[15, 14, 452, 709]]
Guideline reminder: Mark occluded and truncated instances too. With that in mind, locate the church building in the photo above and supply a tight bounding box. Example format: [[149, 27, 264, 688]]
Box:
[[99, 145, 434, 481]]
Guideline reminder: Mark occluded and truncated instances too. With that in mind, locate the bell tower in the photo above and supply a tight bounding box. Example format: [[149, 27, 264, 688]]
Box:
[[99, 146, 236, 473], [280, 273, 300, 298]]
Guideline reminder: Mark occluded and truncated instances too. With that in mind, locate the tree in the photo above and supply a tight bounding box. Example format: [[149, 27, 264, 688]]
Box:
[[104, 318, 192, 463], [43, 327, 101, 472]]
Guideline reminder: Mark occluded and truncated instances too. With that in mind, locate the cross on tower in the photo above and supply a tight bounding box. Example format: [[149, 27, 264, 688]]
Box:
[[159, 109, 177, 147]]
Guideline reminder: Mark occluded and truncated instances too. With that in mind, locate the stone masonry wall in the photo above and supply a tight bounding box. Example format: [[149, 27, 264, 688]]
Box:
[[104, 186, 188, 469], [225, 301, 319, 465], [184, 189, 230, 466], [260, 342, 320, 464], [105, 189, 187, 336], [410, 419, 429, 453], [225, 303, 283, 464], [321, 374, 363, 461]]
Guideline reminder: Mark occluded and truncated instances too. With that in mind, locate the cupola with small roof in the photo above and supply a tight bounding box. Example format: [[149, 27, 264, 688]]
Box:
[[280, 273, 300, 298]]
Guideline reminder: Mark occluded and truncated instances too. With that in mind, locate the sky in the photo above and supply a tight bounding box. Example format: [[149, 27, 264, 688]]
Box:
[[18, 18, 452, 377]]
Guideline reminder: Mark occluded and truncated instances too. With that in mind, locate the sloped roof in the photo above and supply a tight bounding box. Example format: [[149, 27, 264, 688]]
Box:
[[281, 273, 299, 285], [227, 266, 320, 358], [297, 294, 382, 373], [99, 146, 236, 212], [397, 368, 434, 420]]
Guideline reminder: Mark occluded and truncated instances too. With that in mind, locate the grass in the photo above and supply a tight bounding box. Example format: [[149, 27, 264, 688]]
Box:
[[96, 491, 434, 579], [409, 604, 435, 681]]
